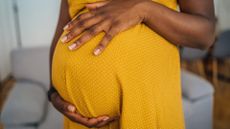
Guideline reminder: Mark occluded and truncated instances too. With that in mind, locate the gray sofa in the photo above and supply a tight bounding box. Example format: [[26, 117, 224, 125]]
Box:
[[0, 46, 214, 129]]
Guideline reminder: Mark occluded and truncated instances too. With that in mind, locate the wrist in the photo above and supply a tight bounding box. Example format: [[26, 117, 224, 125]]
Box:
[[137, 0, 155, 23]]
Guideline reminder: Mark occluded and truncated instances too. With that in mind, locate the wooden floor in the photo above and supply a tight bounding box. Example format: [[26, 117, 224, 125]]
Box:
[[0, 60, 229, 129], [214, 81, 230, 129], [182, 58, 230, 129]]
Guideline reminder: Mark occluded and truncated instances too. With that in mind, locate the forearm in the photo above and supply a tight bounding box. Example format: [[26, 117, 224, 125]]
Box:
[[141, 0, 216, 49], [49, 0, 71, 87]]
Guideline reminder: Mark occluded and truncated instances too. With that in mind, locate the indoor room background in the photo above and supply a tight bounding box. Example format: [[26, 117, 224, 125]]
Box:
[[0, 0, 230, 129]]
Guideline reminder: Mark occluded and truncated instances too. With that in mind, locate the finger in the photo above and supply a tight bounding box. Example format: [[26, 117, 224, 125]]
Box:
[[61, 14, 104, 43], [93, 26, 119, 56], [95, 115, 120, 127], [63, 12, 93, 31], [68, 20, 110, 50], [51, 92, 76, 113], [85, 0, 110, 10], [65, 112, 110, 128], [96, 115, 110, 122], [86, 115, 110, 128], [50, 91, 114, 127], [64, 111, 90, 125]]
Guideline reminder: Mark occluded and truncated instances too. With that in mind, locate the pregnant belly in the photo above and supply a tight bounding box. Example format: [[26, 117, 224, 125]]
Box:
[[51, 22, 180, 118]]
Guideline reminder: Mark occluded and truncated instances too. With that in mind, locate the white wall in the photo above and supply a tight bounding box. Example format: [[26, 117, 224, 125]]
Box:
[[17, 0, 61, 47], [0, 0, 61, 81], [0, 0, 18, 81], [214, 0, 230, 33]]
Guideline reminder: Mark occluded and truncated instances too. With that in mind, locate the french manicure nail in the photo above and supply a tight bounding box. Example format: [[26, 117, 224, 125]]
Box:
[[68, 44, 77, 50], [93, 48, 101, 56], [68, 105, 75, 112], [61, 36, 68, 43], [103, 117, 109, 121], [63, 24, 69, 30]]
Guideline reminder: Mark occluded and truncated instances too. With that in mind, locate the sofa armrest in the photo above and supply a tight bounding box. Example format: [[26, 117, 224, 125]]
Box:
[[1, 81, 47, 126], [181, 69, 214, 101], [3, 125, 36, 129]]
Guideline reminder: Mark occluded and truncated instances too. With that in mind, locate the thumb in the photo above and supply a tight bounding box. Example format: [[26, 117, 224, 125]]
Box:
[[85, 0, 110, 10]]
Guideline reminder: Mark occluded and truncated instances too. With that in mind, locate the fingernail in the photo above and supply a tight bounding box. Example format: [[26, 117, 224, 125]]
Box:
[[68, 105, 75, 112], [93, 48, 101, 56], [63, 24, 69, 30], [61, 36, 68, 43], [68, 44, 77, 50], [103, 116, 109, 121]]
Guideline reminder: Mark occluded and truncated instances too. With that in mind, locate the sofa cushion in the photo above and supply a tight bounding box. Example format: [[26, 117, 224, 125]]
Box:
[[1, 81, 47, 125], [11, 46, 50, 90], [186, 96, 213, 129], [182, 98, 191, 121], [181, 69, 214, 101], [38, 104, 64, 129]]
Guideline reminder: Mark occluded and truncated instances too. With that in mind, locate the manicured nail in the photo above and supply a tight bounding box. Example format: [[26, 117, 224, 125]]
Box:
[[102, 116, 109, 121], [68, 44, 77, 50], [67, 105, 75, 112], [93, 48, 101, 56], [63, 24, 69, 30], [61, 36, 68, 43]]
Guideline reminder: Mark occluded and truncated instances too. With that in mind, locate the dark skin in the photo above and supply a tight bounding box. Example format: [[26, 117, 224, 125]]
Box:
[[49, 0, 119, 128], [50, 0, 215, 128]]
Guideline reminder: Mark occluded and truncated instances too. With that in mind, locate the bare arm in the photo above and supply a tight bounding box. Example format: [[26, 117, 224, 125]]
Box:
[[49, 0, 71, 88], [59, 0, 216, 56], [142, 0, 216, 49]]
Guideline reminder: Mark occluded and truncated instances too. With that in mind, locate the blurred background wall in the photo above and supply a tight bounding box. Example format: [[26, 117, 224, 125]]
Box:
[[0, 0, 60, 81], [0, 0, 230, 129]]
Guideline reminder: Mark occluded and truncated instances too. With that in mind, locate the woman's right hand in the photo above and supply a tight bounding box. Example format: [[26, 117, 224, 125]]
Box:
[[50, 92, 120, 128]]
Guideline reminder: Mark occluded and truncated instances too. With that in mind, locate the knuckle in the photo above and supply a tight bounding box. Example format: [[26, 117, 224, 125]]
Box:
[[77, 13, 84, 20], [98, 10, 106, 15], [104, 14, 112, 20], [106, 33, 113, 40], [88, 28, 97, 35], [97, 14, 104, 19], [75, 40, 81, 46], [67, 32, 74, 38], [113, 20, 120, 26], [90, 11, 97, 17], [98, 43, 105, 48], [103, 26, 110, 33], [104, 18, 113, 25], [79, 34, 89, 41], [67, 22, 73, 28], [78, 20, 86, 28], [77, 37, 84, 43], [97, 24, 105, 31]]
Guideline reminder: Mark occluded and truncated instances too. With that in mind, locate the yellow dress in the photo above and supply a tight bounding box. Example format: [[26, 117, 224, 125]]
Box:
[[52, 0, 185, 128]]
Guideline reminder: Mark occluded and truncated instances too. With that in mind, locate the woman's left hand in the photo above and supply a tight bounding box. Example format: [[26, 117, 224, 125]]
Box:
[[61, 0, 149, 56]]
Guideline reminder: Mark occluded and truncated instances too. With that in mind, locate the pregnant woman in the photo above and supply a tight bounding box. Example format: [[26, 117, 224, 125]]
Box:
[[48, 0, 215, 128]]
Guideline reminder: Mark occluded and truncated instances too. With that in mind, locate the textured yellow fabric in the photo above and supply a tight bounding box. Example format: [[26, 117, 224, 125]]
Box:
[[52, 0, 185, 128]]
